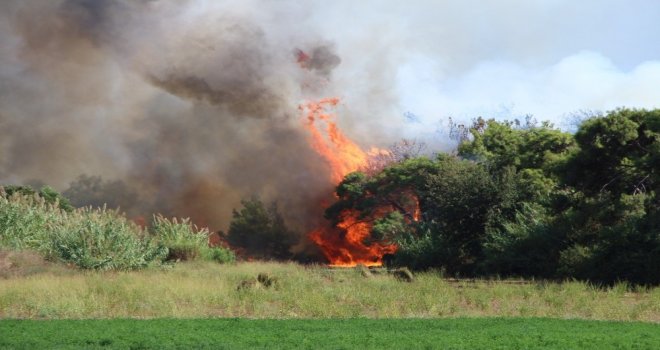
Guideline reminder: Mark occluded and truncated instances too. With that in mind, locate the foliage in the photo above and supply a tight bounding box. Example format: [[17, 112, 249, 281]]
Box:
[[151, 215, 209, 262], [226, 197, 297, 260], [323, 108, 660, 285], [200, 246, 236, 264], [1, 185, 74, 212], [48, 208, 166, 270], [0, 190, 166, 270], [0, 193, 59, 251], [2, 318, 659, 349]]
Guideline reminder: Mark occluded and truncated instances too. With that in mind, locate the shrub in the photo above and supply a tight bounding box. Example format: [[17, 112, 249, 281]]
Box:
[[1, 185, 73, 212], [200, 246, 236, 264], [151, 215, 210, 262], [0, 193, 57, 251], [0, 190, 166, 270], [48, 207, 166, 270], [227, 198, 296, 260]]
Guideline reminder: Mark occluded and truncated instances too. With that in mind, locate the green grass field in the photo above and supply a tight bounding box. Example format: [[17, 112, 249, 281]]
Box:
[[1, 318, 658, 349]]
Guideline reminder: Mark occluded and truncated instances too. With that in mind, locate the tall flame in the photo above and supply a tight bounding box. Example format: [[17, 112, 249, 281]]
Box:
[[301, 98, 398, 267], [300, 98, 368, 183]]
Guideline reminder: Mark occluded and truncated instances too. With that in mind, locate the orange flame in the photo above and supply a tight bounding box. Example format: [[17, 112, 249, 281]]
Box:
[[301, 98, 398, 267], [300, 98, 368, 183]]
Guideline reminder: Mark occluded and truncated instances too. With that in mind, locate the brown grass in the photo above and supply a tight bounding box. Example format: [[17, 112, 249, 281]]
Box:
[[0, 249, 74, 279]]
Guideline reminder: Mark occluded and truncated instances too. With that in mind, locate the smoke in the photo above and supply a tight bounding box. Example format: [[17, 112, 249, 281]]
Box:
[[0, 0, 345, 235], [1, 0, 659, 240]]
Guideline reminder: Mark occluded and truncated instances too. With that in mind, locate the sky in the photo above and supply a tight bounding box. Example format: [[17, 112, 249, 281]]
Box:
[[302, 0, 660, 138]]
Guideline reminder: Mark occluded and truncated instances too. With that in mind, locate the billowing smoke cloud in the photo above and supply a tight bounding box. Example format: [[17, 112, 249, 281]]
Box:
[[1, 0, 659, 241], [0, 0, 346, 236]]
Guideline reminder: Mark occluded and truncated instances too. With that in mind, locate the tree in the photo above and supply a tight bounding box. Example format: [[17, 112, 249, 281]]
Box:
[[63, 175, 139, 214], [555, 109, 660, 285], [226, 197, 296, 260]]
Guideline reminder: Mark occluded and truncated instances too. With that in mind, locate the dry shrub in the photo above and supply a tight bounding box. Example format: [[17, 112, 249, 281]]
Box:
[[237, 272, 278, 291], [390, 267, 414, 282], [356, 264, 372, 278]]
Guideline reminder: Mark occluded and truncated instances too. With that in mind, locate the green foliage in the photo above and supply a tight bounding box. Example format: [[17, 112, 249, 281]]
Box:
[[1, 318, 659, 349], [564, 108, 659, 196], [482, 203, 560, 277], [458, 118, 575, 173], [552, 109, 660, 285], [200, 246, 236, 264], [321, 108, 660, 285], [0, 193, 58, 251], [48, 208, 166, 270], [371, 212, 409, 243], [1, 185, 74, 212], [0, 190, 167, 270], [227, 197, 296, 260], [152, 215, 210, 262]]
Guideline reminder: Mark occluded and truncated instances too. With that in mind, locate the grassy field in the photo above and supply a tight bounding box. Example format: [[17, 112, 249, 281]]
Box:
[[1, 259, 659, 321], [1, 318, 658, 349]]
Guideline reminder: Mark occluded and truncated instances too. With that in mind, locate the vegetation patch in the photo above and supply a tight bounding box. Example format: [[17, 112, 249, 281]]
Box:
[[0, 318, 658, 349], [1, 262, 658, 320]]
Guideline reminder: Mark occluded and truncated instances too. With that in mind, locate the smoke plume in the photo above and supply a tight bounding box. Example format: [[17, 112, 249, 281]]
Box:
[[1, 0, 659, 250], [0, 0, 354, 239]]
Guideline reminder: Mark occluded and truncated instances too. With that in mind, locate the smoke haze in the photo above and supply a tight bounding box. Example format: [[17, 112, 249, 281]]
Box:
[[1, 0, 658, 238]]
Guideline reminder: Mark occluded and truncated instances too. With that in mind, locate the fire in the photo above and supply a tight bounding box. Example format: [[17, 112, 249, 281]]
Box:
[[300, 98, 368, 183], [301, 98, 399, 267]]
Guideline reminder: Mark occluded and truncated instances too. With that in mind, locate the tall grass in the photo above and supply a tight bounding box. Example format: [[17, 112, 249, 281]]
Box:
[[0, 261, 658, 320], [151, 215, 235, 263], [48, 208, 166, 270], [0, 193, 166, 270], [0, 191, 238, 270], [0, 194, 59, 251]]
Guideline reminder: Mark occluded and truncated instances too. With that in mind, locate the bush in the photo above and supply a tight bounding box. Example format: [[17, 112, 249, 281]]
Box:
[[1, 185, 73, 212], [227, 198, 296, 260], [48, 207, 166, 270], [151, 215, 210, 262], [0, 190, 166, 270], [201, 246, 236, 264], [0, 193, 59, 251]]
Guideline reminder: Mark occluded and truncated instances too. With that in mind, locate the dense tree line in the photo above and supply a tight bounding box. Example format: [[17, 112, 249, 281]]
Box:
[[325, 108, 659, 285]]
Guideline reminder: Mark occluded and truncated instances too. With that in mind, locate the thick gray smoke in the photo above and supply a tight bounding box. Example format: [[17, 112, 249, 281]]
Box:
[[4, 0, 655, 243], [0, 0, 351, 238]]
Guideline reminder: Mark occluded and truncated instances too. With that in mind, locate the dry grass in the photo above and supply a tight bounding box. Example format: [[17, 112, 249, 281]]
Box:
[[0, 249, 75, 279], [0, 261, 658, 321]]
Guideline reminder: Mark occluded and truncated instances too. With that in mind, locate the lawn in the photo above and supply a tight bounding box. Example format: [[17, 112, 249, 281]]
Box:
[[1, 318, 658, 349]]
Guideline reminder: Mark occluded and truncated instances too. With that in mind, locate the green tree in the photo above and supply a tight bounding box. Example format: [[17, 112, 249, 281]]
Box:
[[555, 108, 660, 285], [226, 197, 296, 260]]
